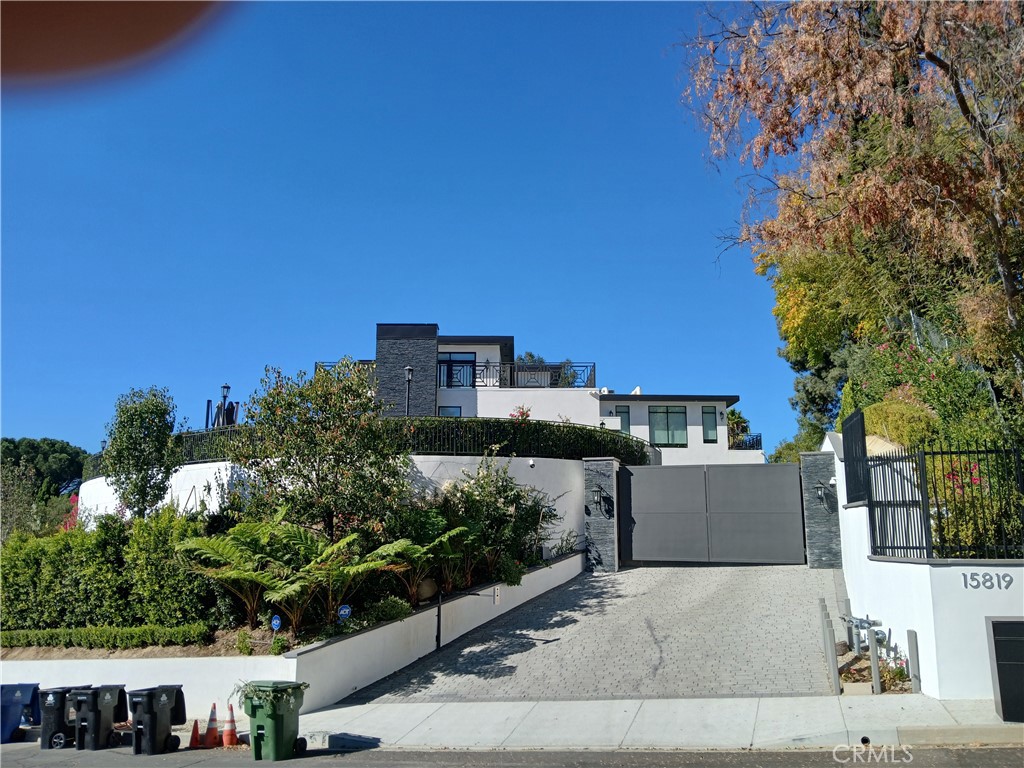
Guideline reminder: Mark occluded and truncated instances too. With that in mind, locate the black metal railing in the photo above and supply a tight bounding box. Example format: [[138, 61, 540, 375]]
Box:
[[868, 442, 1023, 559], [728, 432, 763, 451], [82, 417, 652, 481], [842, 410, 870, 504], [436, 362, 596, 389]]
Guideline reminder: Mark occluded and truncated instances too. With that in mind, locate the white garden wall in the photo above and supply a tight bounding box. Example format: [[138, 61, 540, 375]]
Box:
[[2, 555, 586, 719], [827, 444, 1024, 700]]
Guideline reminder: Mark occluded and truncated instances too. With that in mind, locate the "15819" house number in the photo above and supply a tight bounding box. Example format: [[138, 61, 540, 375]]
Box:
[[961, 572, 1014, 590]]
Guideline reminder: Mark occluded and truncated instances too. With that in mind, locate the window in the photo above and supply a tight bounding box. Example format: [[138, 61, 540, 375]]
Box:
[[437, 406, 462, 417], [649, 406, 686, 447], [702, 406, 718, 444], [615, 405, 631, 435], [437, 352, 476, 388]]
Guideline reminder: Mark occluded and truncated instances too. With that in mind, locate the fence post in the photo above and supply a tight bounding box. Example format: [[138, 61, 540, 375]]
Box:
[[868, 627, 882, 694], [907, 629, 922, 694], [840, 598, 855, 653], [917, 449, 933, 558]]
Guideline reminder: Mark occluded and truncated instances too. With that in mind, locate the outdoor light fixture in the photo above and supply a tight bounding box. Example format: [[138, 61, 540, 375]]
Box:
[[100, 439, 107, 452], [815, 482, 830, 509], [404, 366, 413, 416], [720, 410, 726, 421], [599, 420, 606, 429], [592, 487, 603, 507], [221, 383, 231, 401]]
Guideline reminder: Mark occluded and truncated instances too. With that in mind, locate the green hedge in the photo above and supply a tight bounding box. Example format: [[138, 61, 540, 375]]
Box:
[[0, 507, 217, 631], [1, 623, 212, 649]]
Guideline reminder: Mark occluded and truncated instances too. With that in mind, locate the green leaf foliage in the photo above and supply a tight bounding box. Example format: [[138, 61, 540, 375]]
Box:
[[103, 387, 182, 517]]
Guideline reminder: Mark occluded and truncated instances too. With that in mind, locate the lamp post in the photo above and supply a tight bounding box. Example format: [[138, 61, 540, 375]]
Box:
[[221, 383, 231, 426], [100, 439, 107, 452], [404, 367, 413, 416]]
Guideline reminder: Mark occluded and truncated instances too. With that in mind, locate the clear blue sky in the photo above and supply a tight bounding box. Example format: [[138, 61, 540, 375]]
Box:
[[2, 2, 798, 455]]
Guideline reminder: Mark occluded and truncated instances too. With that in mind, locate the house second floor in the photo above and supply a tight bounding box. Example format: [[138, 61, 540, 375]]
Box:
[[368, 323, 764, 466]]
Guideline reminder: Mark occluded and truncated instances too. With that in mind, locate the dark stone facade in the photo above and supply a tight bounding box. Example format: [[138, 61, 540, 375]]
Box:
[[584, 458, 619, 572], [376, 324, 438, 417], [800, 452, 843, 569]]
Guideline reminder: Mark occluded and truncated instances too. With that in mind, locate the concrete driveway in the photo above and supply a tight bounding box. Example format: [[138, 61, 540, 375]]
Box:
[[350, 565, 846, 703]]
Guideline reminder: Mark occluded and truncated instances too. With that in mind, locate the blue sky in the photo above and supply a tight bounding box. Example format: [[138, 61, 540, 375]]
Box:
[[2, 2, 798, 454]]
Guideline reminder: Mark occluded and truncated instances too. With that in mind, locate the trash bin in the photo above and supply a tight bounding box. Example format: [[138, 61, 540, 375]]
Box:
[[39, 686, 86, 749], [1, 684, 40, 743], [241, 681, 307, 761], [71, 685, 127, 751], [128, 685, 186, 755]]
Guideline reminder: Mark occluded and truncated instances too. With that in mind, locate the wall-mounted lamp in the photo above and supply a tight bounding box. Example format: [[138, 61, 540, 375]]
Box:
[[719, 410, 726, 421], [608, 410, 614, 416], [592, 487, 603, 507]]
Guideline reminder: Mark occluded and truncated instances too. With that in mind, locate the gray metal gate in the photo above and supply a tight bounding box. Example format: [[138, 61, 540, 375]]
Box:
[[619, 464, 805, 564]]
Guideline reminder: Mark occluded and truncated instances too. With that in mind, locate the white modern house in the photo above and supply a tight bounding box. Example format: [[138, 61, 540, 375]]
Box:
[[370, 323, 765, 466]]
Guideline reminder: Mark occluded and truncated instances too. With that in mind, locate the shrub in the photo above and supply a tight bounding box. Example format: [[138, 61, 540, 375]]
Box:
[[1, 623, 211, 650], [269, 636, 289, 655], [236, 629, 254, 656]]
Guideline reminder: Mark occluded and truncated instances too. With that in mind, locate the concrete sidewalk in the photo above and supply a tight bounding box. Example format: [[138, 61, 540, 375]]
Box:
[[299, 694, 1023, 751]]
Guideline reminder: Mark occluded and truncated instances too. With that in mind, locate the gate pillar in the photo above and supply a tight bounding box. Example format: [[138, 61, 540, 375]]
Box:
[[583, 457, 620, 572]]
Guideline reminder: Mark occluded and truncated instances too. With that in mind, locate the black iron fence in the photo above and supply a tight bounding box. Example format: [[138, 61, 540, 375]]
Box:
[[728, 433, 763, 451], [868, 443, 1023, 559], [436, 362, 596, 389], [81, 417, 652, 481]]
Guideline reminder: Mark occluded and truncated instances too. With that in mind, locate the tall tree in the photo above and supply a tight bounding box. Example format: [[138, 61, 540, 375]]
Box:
[[229, 358, 410, 542], [685, 1, 1024, 435], [103, 387, 181, 517]]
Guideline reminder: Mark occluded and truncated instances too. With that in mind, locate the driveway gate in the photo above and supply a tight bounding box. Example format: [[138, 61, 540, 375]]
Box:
[[618, 464, 805, 564]]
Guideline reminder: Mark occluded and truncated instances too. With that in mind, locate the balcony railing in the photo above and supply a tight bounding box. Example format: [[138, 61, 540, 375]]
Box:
[[728, 432, 763, 451], [437, 362, 596, 389]]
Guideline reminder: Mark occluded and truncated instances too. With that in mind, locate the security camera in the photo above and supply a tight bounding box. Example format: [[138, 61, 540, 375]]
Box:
[[528, 459, 535, 468], [829, 477, 837, 487]]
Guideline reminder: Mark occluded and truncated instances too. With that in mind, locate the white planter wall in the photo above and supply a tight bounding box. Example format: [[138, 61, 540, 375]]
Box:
[[2, 555, 586, 719], [828, 445, 1024, 700]]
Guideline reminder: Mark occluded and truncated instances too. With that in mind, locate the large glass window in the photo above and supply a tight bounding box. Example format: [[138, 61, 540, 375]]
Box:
[[615, 405, 631, 435], [702, 406, 718, 444], [437, 352, 475, 388], [649, 406, 687, 447]]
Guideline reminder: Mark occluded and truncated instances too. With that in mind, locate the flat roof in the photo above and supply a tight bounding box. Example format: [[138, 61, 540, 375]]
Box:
[[599, 394, 740, 407]]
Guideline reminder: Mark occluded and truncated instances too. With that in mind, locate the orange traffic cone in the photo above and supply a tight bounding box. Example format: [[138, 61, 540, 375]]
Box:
[[222, 704, 238, 747], [189, 720, 201, 749], [204, 703, 220, 748]]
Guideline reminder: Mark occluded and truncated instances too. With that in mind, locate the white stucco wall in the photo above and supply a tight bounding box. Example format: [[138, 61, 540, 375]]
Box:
[[825, 440, 1024, 700], [78, 461, 236, 518], [79, 456, 585, 548], [409, 455, 585, 550], [2, 555, 586, 719], [476, 387, 601, 425]]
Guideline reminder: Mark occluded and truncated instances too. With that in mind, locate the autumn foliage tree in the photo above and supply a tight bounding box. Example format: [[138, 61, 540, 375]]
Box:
[[685, 1, 1023, 442]]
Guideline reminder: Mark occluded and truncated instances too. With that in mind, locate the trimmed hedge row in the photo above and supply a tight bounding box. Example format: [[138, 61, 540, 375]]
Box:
[[1, 623, 212, 649], [0, 507, 221, 631]]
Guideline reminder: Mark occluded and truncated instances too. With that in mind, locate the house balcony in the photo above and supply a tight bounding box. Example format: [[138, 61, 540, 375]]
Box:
[[728, 432, 763, 451], [437, 362, 596, 389]]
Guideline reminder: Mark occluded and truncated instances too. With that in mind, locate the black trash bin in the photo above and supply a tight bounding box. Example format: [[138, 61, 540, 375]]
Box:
[[128, 685, 186, 755], [39, 686, 87, 750], [71, 685, 127, 751], [0, 684, 40, 743]]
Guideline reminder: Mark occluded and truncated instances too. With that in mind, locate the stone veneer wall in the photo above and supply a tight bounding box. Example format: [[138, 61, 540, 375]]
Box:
[[376, 324, 438, 417], [583, 457, 619, 572], [800, 451, 842, 569]]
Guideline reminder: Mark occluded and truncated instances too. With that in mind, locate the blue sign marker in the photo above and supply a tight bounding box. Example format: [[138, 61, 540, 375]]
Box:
[[271, 615, 282, 631], [337, 605, 352, 620]]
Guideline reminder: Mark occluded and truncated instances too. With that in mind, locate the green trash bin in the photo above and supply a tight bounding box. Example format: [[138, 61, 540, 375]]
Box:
[[240, 681, 307, 762]]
